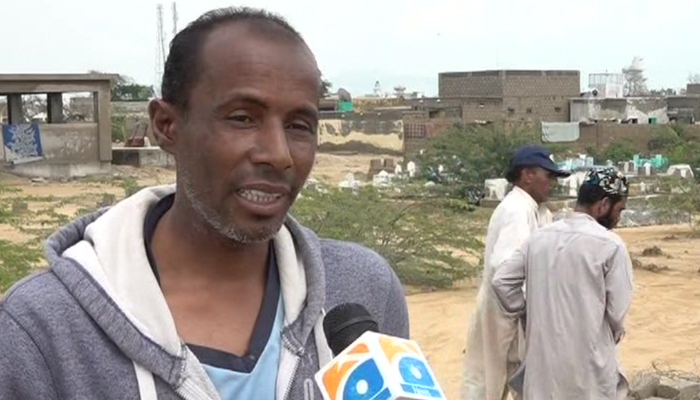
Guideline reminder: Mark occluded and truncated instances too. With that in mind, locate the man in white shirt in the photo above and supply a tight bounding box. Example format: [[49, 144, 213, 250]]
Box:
[[462, 146, 570, 400], [492, 167, 633, 400]]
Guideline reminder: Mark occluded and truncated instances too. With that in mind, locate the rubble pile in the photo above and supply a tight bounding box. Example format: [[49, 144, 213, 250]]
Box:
[[628, 371, 700, 400]]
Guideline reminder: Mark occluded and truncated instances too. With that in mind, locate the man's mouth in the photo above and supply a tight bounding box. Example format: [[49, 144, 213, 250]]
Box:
[[237, 189, 284, 204]]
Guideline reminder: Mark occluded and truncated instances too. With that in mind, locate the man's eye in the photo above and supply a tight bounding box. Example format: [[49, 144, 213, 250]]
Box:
[[286, 122, 313, 132], [227, 114, 254, 124]]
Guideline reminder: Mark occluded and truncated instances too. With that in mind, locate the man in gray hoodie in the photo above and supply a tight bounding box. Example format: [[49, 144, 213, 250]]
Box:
[[0, 7, 409, 400]]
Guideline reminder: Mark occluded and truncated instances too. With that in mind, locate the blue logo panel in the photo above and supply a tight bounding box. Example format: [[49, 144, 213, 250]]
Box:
[[397, 356, 443, 398], [343, 359, 392, 400], [401, 384, 443, 398], [398, 356, 435, 387]]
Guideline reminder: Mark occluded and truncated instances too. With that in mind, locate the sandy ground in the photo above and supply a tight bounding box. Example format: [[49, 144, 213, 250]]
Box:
[[410, 224, 700, 399], [1, 154, 699, 400]]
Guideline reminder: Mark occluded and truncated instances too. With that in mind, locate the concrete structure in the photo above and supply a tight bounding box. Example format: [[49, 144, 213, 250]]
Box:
[[588, 73, 624, 98], [112, 146, 175, 168], [0, 74, 116, 178], [318, 110, 405, 154], [570, 97, 668, 124], [438, 70, 581, 122], [667, 94, 700, 124], [686, 84, 700, 95]]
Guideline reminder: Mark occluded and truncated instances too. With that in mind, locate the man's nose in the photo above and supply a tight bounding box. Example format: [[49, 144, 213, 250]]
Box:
[[251, 120, 294, 170]]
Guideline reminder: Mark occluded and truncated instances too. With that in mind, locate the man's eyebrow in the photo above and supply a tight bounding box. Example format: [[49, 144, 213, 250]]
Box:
[[212, 93, 318, 121], [213, 93, 269, 111], [293, 106, 319, 122]]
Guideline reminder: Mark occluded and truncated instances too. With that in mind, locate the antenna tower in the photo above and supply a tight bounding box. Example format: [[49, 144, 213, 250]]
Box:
[[154, 4, 167, 97], [172, 2, 178, 36]]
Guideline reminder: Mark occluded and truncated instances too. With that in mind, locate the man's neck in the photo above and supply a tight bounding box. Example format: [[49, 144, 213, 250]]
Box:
[[513, 184, 540, 206], [152, 194, 270, 284], [573, 204, 595, 219]]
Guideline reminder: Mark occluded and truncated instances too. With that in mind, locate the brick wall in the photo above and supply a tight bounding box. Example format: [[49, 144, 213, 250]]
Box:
[[403, 119, 462, 159], [687, 84, 700, 95], [438, 71, 503, 97], [502, 71, 579, 122], [461, 98, 503, 122], [437, 70, 580, 122], [403, 121, 700, 161], [501, 71, 580, 97], [503, 96, 570, 122], [574, 123, 700, 154]]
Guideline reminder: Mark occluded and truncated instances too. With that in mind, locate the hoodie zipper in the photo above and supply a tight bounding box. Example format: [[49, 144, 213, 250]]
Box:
[[283, 357, 301, 400], [282, 334, 303, 400]]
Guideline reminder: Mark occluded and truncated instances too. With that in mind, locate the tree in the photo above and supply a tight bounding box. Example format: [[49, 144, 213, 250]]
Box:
[[87, 70, 154, 102], [623, 57, 649, 97], [647, 127, 680, 152], [292, 187, 484, 289], [320, 78, 332, 98], [650, 176, 700, 231], [604, 139, 636, 163], [418, 124, 540, 187], [689, 73, 700, 84], [111, 75, 154, 102], [648, 88, 677, 97], [647, 126, 700, 169]]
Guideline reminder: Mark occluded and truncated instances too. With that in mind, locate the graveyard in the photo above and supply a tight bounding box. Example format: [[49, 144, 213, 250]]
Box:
[[0, 152, 698, 399]]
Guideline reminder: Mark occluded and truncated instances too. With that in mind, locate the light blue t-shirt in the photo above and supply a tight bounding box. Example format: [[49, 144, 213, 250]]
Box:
[[144, 195, 285, 399], [202, 295, 284, 400]]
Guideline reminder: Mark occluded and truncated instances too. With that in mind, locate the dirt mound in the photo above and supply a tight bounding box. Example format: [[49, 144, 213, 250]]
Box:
[[643, 246, 665, 257]]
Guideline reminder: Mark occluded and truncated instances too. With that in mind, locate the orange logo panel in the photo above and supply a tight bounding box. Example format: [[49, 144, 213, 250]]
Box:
[[322, 343, 371, 398]]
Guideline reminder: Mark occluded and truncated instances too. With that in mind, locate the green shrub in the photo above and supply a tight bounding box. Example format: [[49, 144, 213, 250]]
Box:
[[292, 187, 484, 289]]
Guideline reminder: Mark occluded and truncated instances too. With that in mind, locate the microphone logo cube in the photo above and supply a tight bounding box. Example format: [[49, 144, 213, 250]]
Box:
[[315, 331, 446, 400]]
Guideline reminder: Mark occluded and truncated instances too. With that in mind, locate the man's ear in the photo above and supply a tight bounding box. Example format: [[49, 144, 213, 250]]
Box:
[[148, 99, 180, 156], [596, 197, 611, 216]]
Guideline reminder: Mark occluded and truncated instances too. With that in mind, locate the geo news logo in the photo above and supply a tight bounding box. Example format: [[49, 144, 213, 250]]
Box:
[[319, 333, 445, 400]]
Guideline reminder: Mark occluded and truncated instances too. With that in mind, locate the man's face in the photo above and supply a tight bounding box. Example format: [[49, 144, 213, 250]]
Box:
[[164, 24, 319, 243], [524, 167, 558, 203], [595, 197, 627, 230]]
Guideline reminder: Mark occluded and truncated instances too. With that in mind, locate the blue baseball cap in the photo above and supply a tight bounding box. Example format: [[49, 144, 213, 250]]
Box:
[[509, 145, 570, 177]]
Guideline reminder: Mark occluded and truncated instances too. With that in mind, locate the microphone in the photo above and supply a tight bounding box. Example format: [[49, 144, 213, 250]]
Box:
[[315, 303, 446, 400]]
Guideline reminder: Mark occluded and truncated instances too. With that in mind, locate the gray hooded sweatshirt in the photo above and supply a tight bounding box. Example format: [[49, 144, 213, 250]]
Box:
[[0, 185, 409, 400]]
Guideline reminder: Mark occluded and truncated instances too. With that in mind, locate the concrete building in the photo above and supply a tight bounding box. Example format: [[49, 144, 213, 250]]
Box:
[[588, 73, 624, 98], [570, 97, 668, 124], [686, 84, 700, 95], [667, 95, 700, 124], [0, 73, 116, 178], [437, 70, 581, 122], [665, 83, 700, 124]]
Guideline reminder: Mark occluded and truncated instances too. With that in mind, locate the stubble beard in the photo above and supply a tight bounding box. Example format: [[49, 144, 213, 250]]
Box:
[[178, 169, 283, 244]]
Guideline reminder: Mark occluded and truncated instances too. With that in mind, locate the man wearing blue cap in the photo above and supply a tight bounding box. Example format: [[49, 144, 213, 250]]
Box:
[[492, 167, 633, 400], [462, 145, 569, 400]]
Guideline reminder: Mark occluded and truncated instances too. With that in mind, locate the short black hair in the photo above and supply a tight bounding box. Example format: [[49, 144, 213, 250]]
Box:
[[576, 183, 624, 207], [161, 7, 307, 110], [505, 166, 524, 184]]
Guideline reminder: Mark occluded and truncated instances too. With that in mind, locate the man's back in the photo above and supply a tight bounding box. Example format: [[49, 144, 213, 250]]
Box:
[[463, 187, 548, 400], [522, 213, 633, 400]]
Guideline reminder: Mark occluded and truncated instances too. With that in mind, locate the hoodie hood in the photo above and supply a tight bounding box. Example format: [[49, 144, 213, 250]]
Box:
[[44, 184, 333, 399]]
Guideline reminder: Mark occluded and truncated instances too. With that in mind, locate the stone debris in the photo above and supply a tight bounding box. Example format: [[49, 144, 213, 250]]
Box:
[[632, 258, 670, 273], [642, 246, 664, 257], [628, 371, 700, 400], [11, 201, 29, 214]]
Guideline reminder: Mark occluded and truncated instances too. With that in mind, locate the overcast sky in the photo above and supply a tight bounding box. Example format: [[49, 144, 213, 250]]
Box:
[[3, 0, 698, 96]]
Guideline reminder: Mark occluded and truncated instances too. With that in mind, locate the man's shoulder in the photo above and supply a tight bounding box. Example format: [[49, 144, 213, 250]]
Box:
[[603, 229, 628, 250], [318, 238, 392, 276], [317, 238, 408, 336], [0, 271, 77, 331], [317, 238, 400, 296]]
